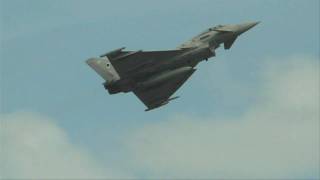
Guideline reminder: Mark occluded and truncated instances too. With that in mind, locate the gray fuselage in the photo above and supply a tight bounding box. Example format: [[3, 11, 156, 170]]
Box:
[[86, 21, 259, 110], [102, 22, 259, 94]]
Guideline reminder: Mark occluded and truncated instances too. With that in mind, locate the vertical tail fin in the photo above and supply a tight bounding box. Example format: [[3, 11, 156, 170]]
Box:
[[86, 57, 120, 84]]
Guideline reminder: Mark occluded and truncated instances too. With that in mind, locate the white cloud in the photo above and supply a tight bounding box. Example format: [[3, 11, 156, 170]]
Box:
[[124, 55, 320, 179], [1, 55, 319, 179], [0, 112, 121, 179]]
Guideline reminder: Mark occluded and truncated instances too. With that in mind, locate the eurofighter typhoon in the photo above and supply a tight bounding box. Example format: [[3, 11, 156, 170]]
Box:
[[86, 22, 259, 111]]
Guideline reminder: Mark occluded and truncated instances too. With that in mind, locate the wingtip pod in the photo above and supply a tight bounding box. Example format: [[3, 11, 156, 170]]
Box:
[[144, 96, 180, 112]]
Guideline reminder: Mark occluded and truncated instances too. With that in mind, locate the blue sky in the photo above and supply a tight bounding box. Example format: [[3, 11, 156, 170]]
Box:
[[1, 0, 319, 179]]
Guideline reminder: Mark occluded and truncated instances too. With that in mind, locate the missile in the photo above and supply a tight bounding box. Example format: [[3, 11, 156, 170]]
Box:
[[145, 96, 180, 111]]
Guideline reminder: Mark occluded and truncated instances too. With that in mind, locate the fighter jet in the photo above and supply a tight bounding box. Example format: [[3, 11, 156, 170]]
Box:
[[86, 21, 259, 111]]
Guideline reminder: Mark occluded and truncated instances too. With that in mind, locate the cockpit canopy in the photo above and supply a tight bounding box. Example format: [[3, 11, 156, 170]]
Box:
[[198, 25, 224, 36]]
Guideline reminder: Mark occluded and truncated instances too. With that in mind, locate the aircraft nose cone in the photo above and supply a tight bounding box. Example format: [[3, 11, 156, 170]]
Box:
[[236, 21, 260, 35]]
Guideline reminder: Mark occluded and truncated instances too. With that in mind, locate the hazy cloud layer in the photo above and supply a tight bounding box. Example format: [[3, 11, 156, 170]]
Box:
[[0, 55, 319, 179], [124, 55, 319, 179], [0, 112, 122, 179]]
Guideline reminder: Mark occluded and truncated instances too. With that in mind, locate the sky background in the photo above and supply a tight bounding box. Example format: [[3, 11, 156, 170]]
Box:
[[1, 0, 319, 179]]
